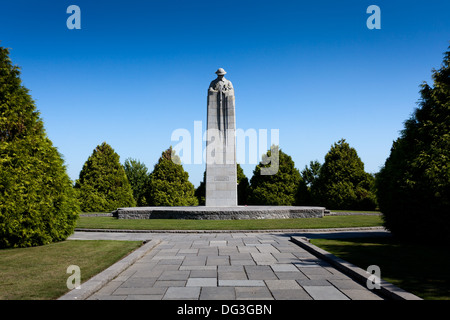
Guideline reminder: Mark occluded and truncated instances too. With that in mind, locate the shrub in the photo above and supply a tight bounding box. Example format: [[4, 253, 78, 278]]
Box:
[[147, 147, 198, 206], [0, 47, 79, 248], [249, 145, 307, 205], [75, 142, 136, 212], [312, 139, 377, 210]]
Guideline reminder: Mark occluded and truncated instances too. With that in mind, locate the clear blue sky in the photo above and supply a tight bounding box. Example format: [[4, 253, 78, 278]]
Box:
[[1, 0, 449, 187]]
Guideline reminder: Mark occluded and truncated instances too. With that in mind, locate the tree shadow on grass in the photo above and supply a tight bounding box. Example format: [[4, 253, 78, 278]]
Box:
[[308, 236, 450, 300]]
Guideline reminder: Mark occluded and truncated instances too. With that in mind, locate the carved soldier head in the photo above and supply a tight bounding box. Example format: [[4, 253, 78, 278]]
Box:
[[215, 68, 227, 76]]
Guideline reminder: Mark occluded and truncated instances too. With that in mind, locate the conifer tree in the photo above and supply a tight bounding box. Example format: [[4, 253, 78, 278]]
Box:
[[0, 47, 79, 248], [147, 147, 198, 206], [124, 158, 149, 206], [237, 164, 250, 205], [376, 46, 450, 241], [75, 142, 136, 212], [194, 171, 206, 206], [312, 139, 376, 210], [249, 146, 306, 205], [301, 160, 322, 205]]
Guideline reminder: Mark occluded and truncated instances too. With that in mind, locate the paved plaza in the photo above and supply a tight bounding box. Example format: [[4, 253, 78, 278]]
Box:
[[67, 231, 386, 300]]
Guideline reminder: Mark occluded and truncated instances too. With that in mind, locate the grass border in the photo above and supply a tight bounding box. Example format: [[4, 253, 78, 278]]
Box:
[[75, 215, 384, 231], [0, 240, 143, 300]]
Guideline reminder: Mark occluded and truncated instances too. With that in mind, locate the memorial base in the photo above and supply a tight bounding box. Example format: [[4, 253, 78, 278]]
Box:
[[112, 206, 324, 220]]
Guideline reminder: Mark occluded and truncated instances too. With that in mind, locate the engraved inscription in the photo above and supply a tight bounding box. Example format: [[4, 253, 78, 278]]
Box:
[[214, 176, 230, 181]]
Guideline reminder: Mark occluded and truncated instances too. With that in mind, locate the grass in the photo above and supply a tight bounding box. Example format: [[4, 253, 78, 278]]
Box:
[[310, 237, 450, 300], [331, 210, 381, 214], [0, 240, 142, 300], [76, 214, 384, 230]]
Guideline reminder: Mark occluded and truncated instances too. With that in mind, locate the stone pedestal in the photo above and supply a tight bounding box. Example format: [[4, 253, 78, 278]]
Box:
[[113, 206, 325, 220], [205, 68, 237, 206]]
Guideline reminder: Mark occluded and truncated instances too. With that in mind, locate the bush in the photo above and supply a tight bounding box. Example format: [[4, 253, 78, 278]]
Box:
[[376, 46, 450, 242], [75, 142, 136, 212], [147, 147, 198, 206], [0, 47, 79, 248], [312, 139, 377, 210], [249, 145, 307, 205]]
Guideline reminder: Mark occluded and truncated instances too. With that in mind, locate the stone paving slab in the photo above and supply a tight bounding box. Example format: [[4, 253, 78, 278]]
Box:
[[200, 286, 235, 300], [303, 285, 350, 300], [186, 278, 217, 287]]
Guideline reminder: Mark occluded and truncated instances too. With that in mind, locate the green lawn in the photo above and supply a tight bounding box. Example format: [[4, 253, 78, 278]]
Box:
[[0, 240, 142, 300], [76, 214, 383, 230], [331, 210, 381, 214], [310, 237, 450, 300]]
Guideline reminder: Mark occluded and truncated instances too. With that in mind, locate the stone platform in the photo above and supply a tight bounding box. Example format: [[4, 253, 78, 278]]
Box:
[[112, 206, 324, 220]]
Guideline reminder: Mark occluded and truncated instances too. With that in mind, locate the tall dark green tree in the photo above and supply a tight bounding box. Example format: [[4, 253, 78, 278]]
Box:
[[301, 160, 322, 205], [147, 147, 198, 206], [376, 46, 450, 241], [301, 160, 322, 188], [194, 171, 206, 206], [312, 139, 377, 210], [124, 158, 149, 206], [249, 145, 306, 205], [75, 142, 136, 212], [0, 47, 79, 248], [237, 164, 250, 205]]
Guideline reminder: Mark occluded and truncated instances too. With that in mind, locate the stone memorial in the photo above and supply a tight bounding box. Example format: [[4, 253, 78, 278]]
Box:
[[113, 68, 325, 219], [205, 68, 238, 206]]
